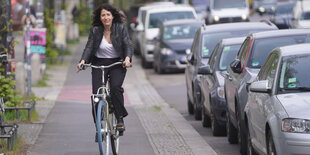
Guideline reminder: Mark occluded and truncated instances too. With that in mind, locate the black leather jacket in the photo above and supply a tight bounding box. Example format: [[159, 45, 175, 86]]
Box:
[[80, 22, 132, 63]]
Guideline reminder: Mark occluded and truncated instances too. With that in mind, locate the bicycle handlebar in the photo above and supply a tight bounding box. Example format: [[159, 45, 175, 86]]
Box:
[[82, 61, 124, 70]]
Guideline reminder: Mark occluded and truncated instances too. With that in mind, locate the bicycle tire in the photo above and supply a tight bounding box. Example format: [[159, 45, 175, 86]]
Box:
[[111, 114, 120, 155], [97, 100, 111, 155]]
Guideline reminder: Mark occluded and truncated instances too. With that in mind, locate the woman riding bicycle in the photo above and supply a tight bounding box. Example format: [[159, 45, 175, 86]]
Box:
[[77, 3, 132, 138]]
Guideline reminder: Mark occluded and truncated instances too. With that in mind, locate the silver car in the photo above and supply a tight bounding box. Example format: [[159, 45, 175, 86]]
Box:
[[245, 43, 310, 155]]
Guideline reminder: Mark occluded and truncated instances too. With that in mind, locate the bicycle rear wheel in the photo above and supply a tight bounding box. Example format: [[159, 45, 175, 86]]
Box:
[[97, 100, 111, 155], [111, 114, 120, 155]]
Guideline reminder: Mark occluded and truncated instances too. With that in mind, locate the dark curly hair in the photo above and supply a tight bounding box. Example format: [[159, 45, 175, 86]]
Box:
[[92, 4, 126, 26]]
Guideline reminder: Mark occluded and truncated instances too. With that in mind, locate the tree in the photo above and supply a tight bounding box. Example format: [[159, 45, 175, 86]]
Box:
[[0, 0, 8, 76], [94, 0, 109, 7]]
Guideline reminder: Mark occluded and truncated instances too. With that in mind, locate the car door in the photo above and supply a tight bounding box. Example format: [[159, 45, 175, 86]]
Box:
[[140, 11, 148, 57], [251, 53, 279, 146], [136, 10, 146, 49], [226, 37, 251, 120], [154, 25, 163, 66], [204, 43, 221, 112], [186, 29, 201, 102]]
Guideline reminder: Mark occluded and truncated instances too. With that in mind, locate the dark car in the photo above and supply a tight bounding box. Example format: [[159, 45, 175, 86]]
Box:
[[185, 22, 277, 120], [253, 0, 277, 15], [198, 37, 245, 136], [224, 29, 310, 154], [153, 19, 203, 74], [270, 1, 295, 29]]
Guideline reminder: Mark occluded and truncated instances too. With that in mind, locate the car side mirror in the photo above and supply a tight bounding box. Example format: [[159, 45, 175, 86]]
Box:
[[136, 24, 144, 32], [198, 65, 211, 75], [230, 59, 242, 74], [154, 36, 160, 41], [186, 53, 194, 64], [249, 80, 271, 93]]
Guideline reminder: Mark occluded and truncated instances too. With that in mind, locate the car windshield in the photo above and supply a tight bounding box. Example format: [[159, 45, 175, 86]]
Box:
[[201, 30, 263, 58], [214, 0, 246, 9], [275, 4, 294, 15], [148, 11, 195, 28], [163, 23, 201, 40], [278, 54, 310, 93], [194, 6, 206, 14], [248, 35, 310, 68], [301, 11, 310, 20], [219, 44, 242, 71]]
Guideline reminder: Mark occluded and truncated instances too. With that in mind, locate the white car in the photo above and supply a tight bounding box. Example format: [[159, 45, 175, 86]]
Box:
[[206, 0, 249, 24], [130, 2, 176, 55], [291, 0, 310, 29], [140, 5, 197, 68], [245, 43, 310, 155]]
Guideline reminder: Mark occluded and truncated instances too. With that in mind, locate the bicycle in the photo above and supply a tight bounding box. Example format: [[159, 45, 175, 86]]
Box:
[[80, 61, 123, 155]]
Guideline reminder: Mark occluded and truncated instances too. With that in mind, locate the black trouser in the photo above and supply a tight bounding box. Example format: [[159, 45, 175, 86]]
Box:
[[91, 57, 128, 123]]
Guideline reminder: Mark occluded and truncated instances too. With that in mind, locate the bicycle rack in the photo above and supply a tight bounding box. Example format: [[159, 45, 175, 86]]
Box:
[[0, 98, 19, 151]]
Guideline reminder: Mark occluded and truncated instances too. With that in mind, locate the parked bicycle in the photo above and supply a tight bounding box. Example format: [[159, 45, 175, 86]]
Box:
[[80, 61, 123, 155]]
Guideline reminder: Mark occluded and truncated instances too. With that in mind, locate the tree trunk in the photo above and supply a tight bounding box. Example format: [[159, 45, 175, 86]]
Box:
[[0, 0, 8, 76]]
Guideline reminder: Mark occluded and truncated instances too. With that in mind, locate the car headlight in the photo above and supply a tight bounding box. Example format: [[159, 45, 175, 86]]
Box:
[[217, 87, 225, 99], [214, 16, 220, 22], [259, 7, 265, 13], [282, 118, 310, 133], [241, 14, 247, 20], [161, 48, 173, 55]]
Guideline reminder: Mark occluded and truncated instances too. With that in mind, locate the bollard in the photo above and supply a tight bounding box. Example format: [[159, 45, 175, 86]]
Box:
[[31, 53, 41, 85], [15, 62, 26, 95], [73, 23, 79, 40]]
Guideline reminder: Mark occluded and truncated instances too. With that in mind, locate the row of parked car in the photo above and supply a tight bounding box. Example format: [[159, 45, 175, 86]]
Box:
[[185, 18, 310, 155], [129, 1, 310, 154], [129, 1, 310, 155]]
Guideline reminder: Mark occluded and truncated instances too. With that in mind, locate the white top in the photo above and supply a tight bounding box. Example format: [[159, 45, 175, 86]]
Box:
[[95, 36, 119, 58]]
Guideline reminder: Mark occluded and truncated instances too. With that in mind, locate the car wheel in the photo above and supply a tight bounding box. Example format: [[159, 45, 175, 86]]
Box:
[[226, 107, 238, 144], [157, 63, 165, 74], [187, 94, 194, 115], [237, 109, 247, 155], [211, 108, 226, 136], [201, 107, 211, 127], [246, 124, 256, 155], [267, 131, 277, 155], [194, 95, 202, 120], [142, 57, 152, 68]]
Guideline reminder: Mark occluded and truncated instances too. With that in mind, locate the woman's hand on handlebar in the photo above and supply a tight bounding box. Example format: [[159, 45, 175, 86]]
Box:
[[77, 60, 85, 70], [123, 57, 131, 68]]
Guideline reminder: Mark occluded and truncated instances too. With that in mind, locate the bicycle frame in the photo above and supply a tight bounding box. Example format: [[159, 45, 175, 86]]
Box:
[[82, 62, 122, 155]]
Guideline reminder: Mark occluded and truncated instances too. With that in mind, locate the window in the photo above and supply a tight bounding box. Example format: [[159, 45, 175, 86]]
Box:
[[163, 23, 201, 40], [209, 43, 220, 70], [258, 53, 279, 88], [219, 44, 242, 71], [148, 11, 195, 28], [278, 54, 310, 93], [238, 37, 251, 70]]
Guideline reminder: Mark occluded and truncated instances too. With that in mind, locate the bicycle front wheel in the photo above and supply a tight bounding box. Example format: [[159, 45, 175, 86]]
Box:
[[97, 100, 111, 155], [111, 114, 120, 155]]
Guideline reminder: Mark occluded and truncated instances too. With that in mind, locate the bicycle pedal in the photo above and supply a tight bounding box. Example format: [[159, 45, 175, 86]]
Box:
[[119, 130, 124, 136]]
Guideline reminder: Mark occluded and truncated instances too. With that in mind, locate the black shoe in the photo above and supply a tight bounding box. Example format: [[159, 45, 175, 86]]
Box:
[[116, 118, 125, 132]]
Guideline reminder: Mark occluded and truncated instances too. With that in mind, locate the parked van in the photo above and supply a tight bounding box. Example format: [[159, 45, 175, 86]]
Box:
[[291, 0, 310, 29], [206, 0, 249, 24]]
